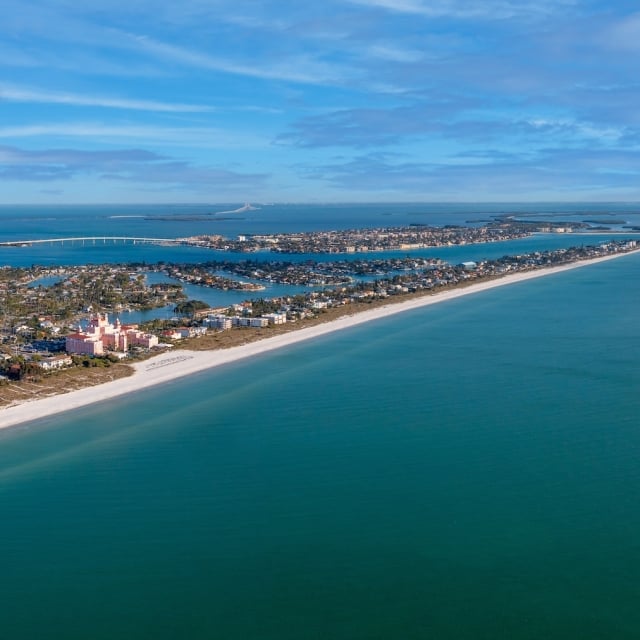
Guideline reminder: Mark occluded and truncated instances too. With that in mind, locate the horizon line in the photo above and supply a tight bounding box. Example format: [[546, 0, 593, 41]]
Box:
[[2, 200, 640, 207]]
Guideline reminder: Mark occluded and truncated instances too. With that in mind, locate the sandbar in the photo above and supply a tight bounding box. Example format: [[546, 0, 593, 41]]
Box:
[[0, 250, 637, 431]]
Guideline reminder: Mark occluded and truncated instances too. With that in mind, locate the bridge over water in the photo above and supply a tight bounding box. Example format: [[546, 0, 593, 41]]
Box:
[[0, 236, 186, 248]]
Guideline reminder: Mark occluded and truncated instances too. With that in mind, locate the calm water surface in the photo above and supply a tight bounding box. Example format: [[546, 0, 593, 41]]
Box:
[[1, 252, 639, 638], [6, 202, 639, 318], [2, 202, 640, 268]]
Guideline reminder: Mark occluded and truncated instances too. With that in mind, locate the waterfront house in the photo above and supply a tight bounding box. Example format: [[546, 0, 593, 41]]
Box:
[[232, 317, 269, 328], [263, 313, 287, 325], [161, 330, 183, 340], [203, 315, 233, 330], [175, 326, 207, 339], [37, 355, 73, 371]]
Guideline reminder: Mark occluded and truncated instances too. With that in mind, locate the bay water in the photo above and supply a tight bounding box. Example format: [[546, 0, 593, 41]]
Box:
[[2, 202, 639, 313]]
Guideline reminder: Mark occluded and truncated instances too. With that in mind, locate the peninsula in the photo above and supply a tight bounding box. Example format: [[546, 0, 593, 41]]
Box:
[[1, 246, 638, 431]]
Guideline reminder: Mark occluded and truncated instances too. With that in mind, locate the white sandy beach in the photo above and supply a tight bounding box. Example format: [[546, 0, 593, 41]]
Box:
[[0, 250, 637, 431]]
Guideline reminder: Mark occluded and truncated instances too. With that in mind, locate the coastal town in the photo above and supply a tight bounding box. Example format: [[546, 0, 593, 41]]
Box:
[[0, 236, 637, 396], [176, 218, 585, 253]]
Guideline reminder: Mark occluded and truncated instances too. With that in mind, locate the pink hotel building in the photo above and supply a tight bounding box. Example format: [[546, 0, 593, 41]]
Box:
[[65, 313, 158, 355]]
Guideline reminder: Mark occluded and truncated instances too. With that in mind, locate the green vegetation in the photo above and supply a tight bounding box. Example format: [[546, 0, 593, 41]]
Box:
[[0, 264, 186, 345], [72, 355, 115, 368], [174, 299, 208, 316]]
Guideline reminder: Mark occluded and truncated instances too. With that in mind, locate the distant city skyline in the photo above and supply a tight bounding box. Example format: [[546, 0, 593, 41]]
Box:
[[1, 1, 640, 204]]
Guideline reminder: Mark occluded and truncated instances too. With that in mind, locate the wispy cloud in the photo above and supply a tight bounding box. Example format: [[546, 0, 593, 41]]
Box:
[[0, 122, 271, 149], [345, 0, 432, 15], [0, 84, 211, 113], [0, 146, 157, 181], [344, 0, 577, 19], [279, 99, 631, 150], [101, 163, 267, 190], [0, 0, 638, 201], [278, 104, 459, 147], [0, 144, 269, 191], [121, 32, 354, 86], [302, 147, 640, 197], [365, 44, 425, 63]]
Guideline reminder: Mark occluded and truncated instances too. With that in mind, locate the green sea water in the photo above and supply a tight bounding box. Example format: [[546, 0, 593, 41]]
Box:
[[1, 253, 640, 639]]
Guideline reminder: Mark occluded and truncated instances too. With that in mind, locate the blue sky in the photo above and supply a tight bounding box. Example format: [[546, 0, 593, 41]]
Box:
[[1, 0, 639, 203]]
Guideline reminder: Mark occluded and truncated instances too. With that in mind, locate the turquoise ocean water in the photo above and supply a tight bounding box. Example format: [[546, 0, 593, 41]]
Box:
[[1, 245, 639, 638]]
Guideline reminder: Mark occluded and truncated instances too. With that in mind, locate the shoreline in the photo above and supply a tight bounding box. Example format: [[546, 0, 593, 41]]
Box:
[[1, 249, 637, 431]]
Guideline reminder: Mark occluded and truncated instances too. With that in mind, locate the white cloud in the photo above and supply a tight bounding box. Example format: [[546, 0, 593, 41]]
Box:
[[344, 0, 576, 19], [123, 33, 353, 86], [526, 118, 623, 141], [0, 143, 270, 190], [0, 84, 211, 113], [346, 0, 428, 14], [366, 44, 424, 63], [0, 122, 270, 149]]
